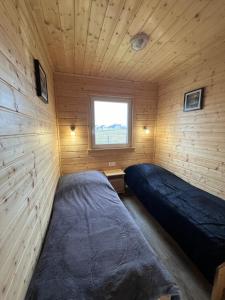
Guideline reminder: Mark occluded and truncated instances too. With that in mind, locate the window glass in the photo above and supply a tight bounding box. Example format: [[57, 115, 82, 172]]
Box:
[[91, 97, 132, 148]]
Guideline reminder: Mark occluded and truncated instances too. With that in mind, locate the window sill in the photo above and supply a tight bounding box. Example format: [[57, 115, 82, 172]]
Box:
[[88, 147, 135, 152]]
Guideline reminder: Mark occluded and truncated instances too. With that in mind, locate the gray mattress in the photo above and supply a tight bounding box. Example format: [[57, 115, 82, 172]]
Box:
[[25, 171, 179, 300]]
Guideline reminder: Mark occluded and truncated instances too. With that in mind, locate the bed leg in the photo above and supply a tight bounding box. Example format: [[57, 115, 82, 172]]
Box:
[[211, 262, 225, 300]]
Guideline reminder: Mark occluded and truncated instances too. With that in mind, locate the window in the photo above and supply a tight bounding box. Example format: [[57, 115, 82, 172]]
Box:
[[91, 96, 132, 149]]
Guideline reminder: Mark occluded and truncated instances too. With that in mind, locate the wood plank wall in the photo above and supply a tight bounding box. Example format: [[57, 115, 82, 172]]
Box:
[[0, 1, 60, 300], [54, 73, 157, 174], [155, 52, 225, 201]]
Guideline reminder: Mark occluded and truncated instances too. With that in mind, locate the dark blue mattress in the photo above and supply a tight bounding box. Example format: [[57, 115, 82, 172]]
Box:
[[124, 163, 225, 283]]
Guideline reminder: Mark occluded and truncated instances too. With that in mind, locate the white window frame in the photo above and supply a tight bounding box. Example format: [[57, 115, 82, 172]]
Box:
[[90, 96, 133, 149]]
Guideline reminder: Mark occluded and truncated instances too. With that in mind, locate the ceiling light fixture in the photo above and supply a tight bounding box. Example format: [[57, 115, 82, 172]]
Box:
[[130, 32, 149, 51]]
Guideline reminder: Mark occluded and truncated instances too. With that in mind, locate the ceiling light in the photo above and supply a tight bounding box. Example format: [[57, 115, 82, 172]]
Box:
[[130, 32, 149, 51]]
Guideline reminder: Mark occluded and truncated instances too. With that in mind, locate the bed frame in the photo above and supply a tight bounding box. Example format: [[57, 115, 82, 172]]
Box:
[[158, 263, 225, 300], [212, 262, 225, 300]]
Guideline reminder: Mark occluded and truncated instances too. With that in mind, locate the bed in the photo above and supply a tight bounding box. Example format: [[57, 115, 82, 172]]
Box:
[[124, 163, 225, 298], [25, 171, 179, 300]]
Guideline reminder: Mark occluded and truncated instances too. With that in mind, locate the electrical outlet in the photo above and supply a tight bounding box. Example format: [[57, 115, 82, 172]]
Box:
[[108, 162, 116, 167]]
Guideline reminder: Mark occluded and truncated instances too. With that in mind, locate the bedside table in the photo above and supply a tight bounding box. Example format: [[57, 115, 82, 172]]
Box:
[[103, 169, 125, 194]]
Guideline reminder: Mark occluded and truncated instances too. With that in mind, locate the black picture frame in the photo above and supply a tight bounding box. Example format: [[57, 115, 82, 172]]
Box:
[[183, 88, 204, 112], [34, 59, 48, 103]]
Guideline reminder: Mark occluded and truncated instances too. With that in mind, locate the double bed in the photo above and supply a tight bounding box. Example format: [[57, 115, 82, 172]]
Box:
[[26, 171, 179, 300]]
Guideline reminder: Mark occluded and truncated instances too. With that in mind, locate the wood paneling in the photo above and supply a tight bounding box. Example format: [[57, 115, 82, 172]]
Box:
[[28, 0, 225, 82], [0, 1, 60, 300], [1, 1, 225, 298], [55, 73, 157, 174], [155, 51, 225, 200]]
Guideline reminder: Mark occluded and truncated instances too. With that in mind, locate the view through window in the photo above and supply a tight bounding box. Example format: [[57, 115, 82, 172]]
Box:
[[91, 97, 132, 148]]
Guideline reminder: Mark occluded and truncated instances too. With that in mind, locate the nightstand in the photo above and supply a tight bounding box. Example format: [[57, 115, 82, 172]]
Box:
[[103, 169, 125, 194]]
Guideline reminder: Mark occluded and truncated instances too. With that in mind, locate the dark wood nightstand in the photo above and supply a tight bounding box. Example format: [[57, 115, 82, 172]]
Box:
[[103, 169, 125, 194]]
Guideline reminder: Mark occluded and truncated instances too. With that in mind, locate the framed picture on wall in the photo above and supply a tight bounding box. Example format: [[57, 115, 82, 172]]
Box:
[[183, 88, 204, 112], [34, 59, 48, 103]]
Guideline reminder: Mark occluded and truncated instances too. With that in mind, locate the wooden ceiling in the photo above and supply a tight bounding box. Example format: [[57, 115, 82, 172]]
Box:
[[27, 0, 225, 82]]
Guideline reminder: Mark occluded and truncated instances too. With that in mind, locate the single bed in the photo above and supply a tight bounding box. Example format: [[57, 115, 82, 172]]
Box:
[[124, 164, 225, 290], [25, 171, 179, 300]]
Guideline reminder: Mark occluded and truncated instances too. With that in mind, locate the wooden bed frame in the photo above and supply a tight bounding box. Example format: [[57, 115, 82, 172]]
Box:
[[159, 263, 225, 300], [212, 262, 225, 300]]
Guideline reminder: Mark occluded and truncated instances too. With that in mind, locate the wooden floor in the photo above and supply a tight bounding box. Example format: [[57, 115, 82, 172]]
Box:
[[121, 195, 211, 300]]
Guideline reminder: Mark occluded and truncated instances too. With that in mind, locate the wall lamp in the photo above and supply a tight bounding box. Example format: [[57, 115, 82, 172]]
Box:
[[143, 126, 150, 134], [70, 125, 76, 136]]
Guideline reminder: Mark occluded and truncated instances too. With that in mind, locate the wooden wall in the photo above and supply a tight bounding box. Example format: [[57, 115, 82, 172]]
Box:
[[155, 52, 225, 200], [0, 1, 59, 300], [55, 73, 157, 174]]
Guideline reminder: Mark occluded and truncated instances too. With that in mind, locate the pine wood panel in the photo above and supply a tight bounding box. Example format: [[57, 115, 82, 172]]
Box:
[[28, 0, 225, 82], [55, 73, 157, 174], [0, 1, 60, 300], [155, 52, 225, 200]]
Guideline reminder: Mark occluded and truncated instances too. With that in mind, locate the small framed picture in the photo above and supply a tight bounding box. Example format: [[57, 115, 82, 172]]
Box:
[[183, 88, 204, 112], [34, 59, 48, 103]]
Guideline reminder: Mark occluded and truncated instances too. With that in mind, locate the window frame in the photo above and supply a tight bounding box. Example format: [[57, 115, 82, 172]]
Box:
[[90, 96, 133, 150]]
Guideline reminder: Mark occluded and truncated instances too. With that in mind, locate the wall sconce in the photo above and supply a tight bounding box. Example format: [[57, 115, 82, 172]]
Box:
[[70, 125, 76, 136], [143, 126, 150, 134]]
